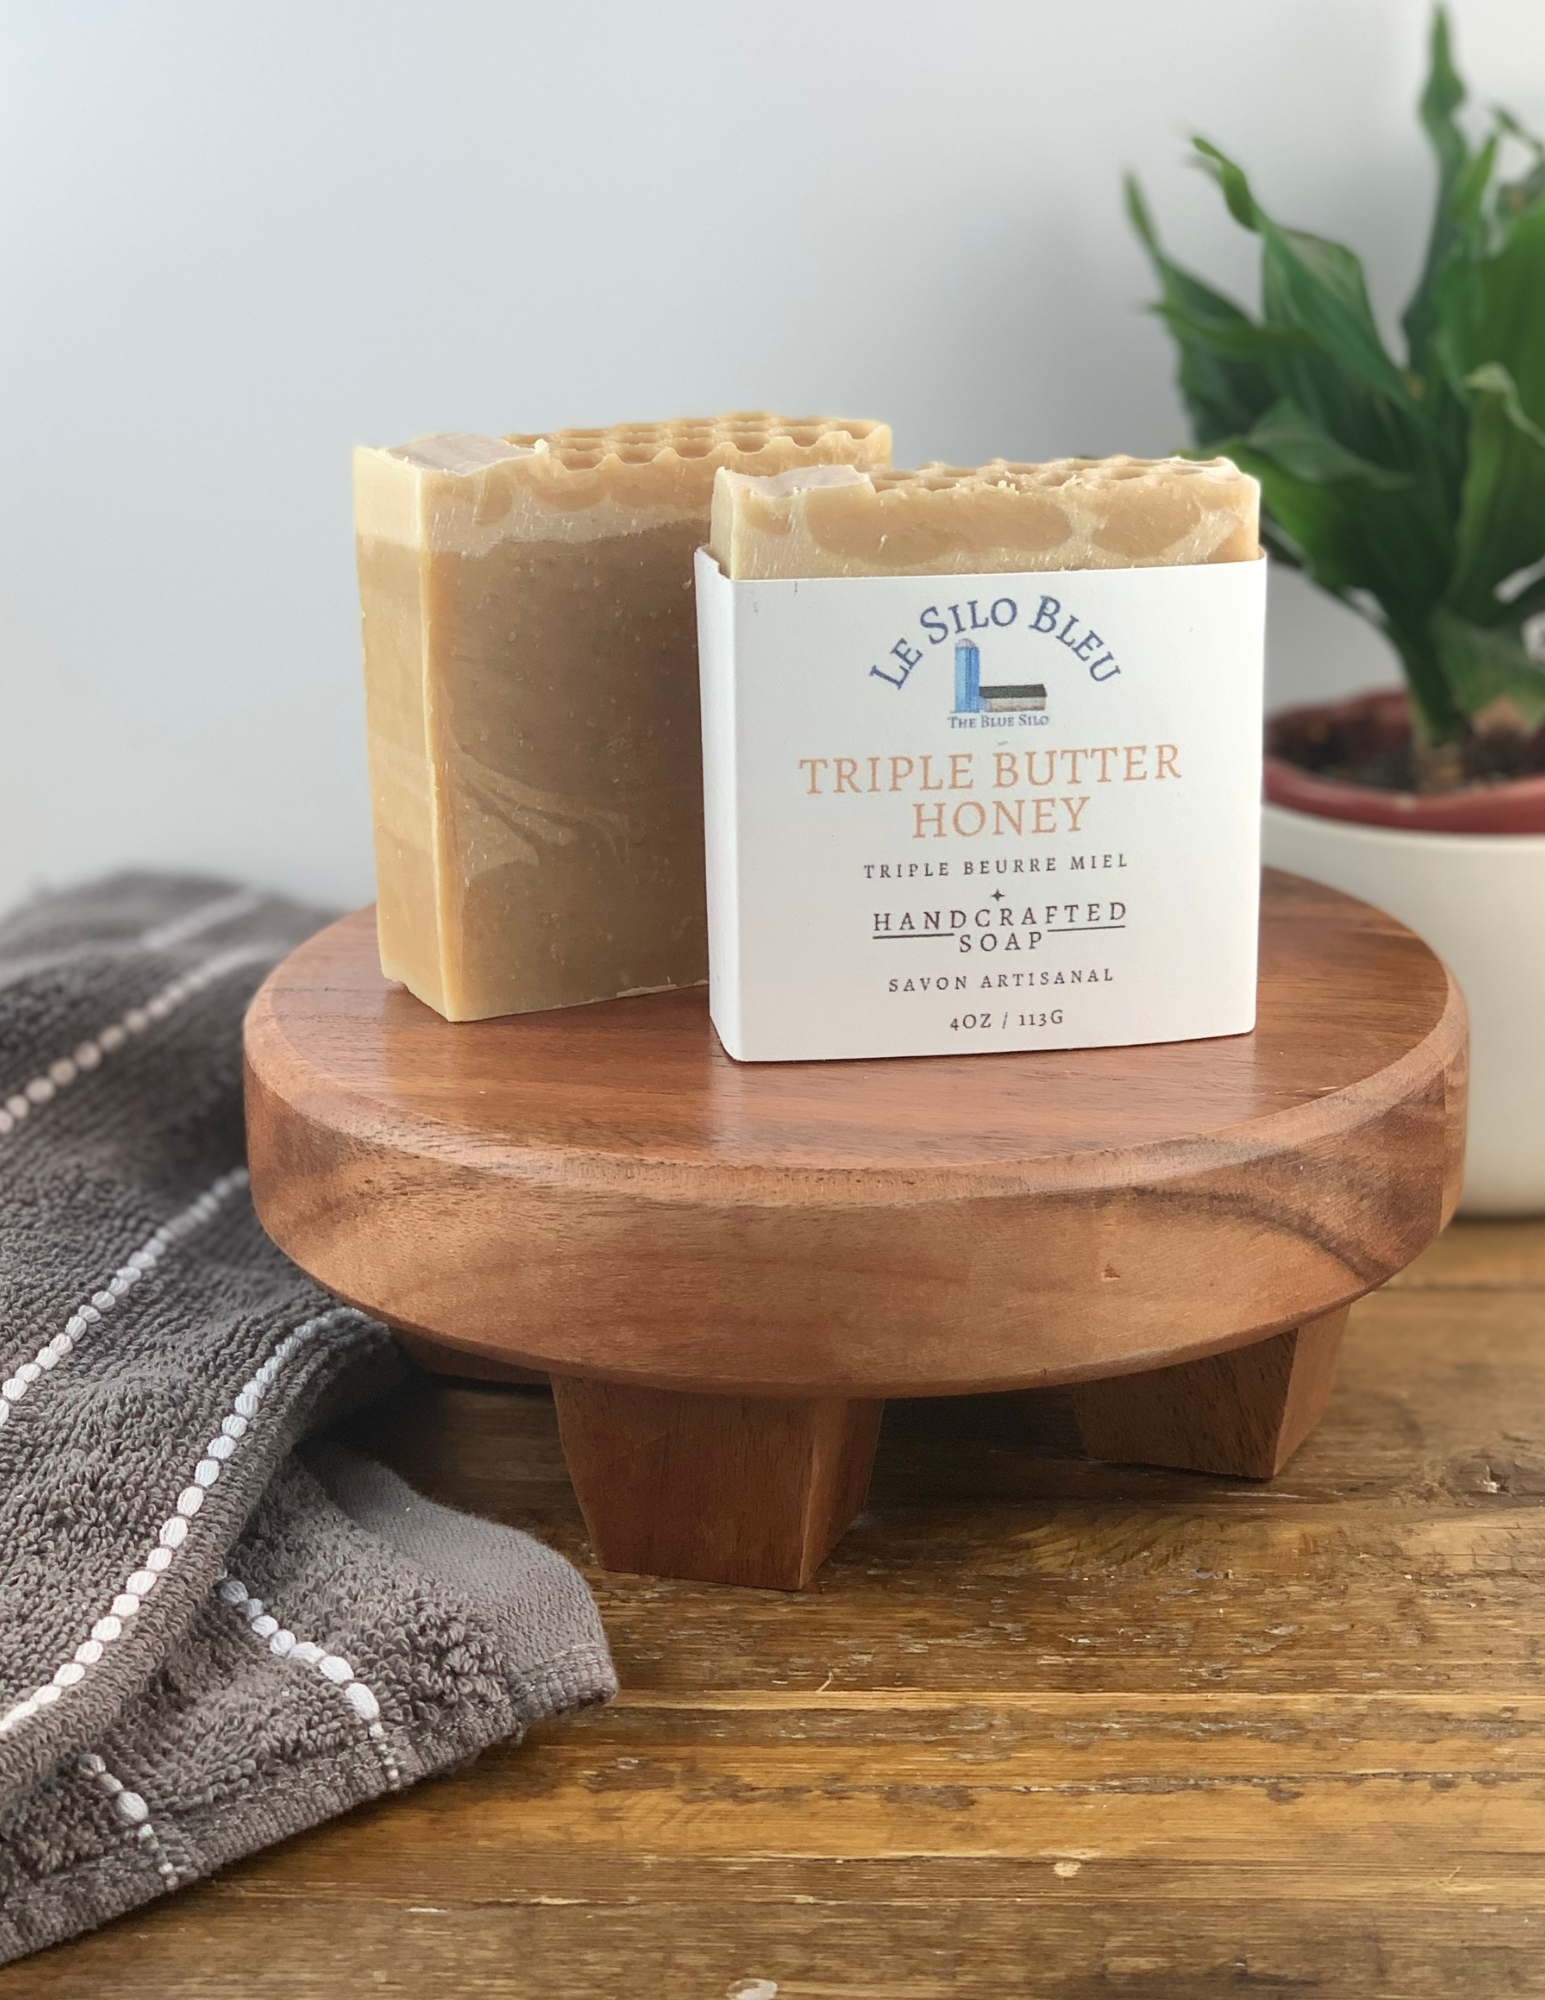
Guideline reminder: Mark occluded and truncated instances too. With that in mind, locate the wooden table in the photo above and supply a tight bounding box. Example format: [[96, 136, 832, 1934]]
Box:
[[8, 1218, 1545, 1997]]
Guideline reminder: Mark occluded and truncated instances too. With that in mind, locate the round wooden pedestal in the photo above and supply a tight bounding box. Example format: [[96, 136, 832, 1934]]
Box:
[[244, 870, 1466, 1588]]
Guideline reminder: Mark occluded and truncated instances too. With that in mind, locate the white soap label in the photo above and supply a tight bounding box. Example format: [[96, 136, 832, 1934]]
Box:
[[695, 550, 1266, 1063]]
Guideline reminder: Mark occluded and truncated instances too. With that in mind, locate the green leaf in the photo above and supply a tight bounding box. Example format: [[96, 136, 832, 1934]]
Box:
[[1124, 174, 1280, 440], [1189, 135, 1458, 581], [1431, 607, 1545, 728], [1467, 193, 1545, 426], [1466, 360, 1545, 450], [1427, 131, 1501, 395], [1210, 436, 1445, 614], [1191, 137, 1257, 231], [1265, 227, 1417, 410], [1419, 8, 1467, 193], [1444, 362, 1545, 618], [1193, 139, 1418, 412], [1404, 8, 1482, 382], [1243, 399, 1414, 489], [1494, 107, 1545, 219], [1148, 305, 1311, 362], [1125, 176, 1254, 332]]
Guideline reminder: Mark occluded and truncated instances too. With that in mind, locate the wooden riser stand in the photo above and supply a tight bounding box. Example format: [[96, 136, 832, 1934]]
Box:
[[245, 874, 1464, 1589]]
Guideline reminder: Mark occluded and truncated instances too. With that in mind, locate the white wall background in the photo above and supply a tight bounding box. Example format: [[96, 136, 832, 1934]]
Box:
[[3, 0, 1542, 915]]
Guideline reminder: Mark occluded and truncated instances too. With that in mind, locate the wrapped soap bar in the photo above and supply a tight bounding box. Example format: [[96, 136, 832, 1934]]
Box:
[[696, 457, 1265, 1063], [354, 415, 891, 1022]]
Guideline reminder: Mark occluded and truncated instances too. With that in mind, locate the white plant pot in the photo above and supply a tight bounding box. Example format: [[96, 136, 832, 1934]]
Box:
[[1262, 803, 1545, 1215]]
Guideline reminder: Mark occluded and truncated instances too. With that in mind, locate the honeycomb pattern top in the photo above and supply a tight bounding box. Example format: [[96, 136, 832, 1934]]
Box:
[[504, 414, 887, 471], [356, 416, 892, 551], [710, 455, 1261, 577]]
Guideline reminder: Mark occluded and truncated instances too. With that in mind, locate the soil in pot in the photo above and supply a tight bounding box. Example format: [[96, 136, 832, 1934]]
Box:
[[1265, 689, 1545, 834]]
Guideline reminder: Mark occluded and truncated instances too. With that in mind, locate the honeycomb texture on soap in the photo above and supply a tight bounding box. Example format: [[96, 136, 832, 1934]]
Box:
[[360, 416, 893, 556], [505, 413, 886, 467], [354, 413, 892, 1022], [710, 454, 1261, 579]]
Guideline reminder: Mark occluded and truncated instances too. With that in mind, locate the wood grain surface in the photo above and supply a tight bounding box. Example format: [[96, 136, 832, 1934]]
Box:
[[244, 870, 1466, 1396], [7, 1219, 1545, 1998]]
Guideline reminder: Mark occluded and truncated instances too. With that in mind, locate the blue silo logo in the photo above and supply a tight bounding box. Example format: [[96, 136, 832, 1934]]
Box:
[[952, 638, 1046, 716]]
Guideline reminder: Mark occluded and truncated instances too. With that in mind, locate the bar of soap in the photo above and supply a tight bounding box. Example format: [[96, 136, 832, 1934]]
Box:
[[709, 455, 1260, 578], [354, 414, 891, 1021]]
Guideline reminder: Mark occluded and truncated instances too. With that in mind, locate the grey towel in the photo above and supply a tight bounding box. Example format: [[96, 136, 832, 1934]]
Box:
[[0, 874, 616, 1963]]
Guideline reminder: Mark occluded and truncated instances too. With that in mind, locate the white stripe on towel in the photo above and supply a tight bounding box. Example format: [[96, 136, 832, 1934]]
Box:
[[0, 887, 267, 1001], [0, 1308, 369, 1741], [137, 888, 264, 953], [0, 1168, 249, 1429], [76, 1753, 181, 1889], [0, 943, 282, 1141], [216, 1576, 402, 1791]]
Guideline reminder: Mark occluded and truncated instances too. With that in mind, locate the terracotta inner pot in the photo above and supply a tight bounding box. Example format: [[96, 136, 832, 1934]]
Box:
[[1265, 689, 1545, 834]]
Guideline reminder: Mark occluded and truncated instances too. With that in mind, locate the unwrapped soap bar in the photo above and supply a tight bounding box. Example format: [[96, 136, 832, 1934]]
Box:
[[355, 414, 891, 1021], [709, 455, 1259, 579]]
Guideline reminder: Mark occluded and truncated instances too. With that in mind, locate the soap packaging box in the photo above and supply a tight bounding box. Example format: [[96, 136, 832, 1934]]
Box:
[[695, 548, 1267, 1063]]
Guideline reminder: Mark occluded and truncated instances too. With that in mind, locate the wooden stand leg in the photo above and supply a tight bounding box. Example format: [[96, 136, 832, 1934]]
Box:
[[551, 1378, 883, 1589], [1071, 1308, 1349, 1480]]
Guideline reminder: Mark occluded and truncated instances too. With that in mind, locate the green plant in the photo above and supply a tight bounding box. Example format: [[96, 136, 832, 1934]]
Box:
[[1128, 7, 1545, 787]]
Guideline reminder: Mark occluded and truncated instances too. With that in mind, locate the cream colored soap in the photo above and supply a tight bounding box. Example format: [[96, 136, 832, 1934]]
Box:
[[709, 455, 1260, 579], [354, 414, 891, 1021]]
